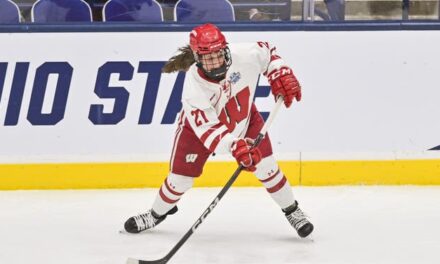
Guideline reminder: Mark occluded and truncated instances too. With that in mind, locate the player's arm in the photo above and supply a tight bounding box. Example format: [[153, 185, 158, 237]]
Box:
[[253, 42, 302, 108], [182, 95, 233, 153], [182, 98, 261, 171]]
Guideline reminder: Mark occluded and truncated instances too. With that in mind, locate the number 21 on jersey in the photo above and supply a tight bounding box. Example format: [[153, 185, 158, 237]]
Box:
[[190, 87, 250, 131], [191, 109, 209, 127]]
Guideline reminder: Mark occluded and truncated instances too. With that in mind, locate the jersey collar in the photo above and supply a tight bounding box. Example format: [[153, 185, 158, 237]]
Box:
[[197, 68, 221, 84]]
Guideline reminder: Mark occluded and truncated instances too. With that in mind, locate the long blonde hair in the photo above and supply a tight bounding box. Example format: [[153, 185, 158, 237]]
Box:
[[162, 45, 196, 73]]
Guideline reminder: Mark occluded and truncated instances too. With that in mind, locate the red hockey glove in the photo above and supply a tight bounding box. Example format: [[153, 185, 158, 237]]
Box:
[[267, 67, 301, 108], [230, 138, 262, 172]]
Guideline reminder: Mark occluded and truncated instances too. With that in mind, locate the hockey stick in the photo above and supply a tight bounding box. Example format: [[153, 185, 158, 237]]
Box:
[[127, 97, 284, 264]]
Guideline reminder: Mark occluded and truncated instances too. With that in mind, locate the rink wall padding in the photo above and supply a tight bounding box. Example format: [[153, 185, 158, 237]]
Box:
[[1, 26, 440, 189], [1, 159, 440, 190]]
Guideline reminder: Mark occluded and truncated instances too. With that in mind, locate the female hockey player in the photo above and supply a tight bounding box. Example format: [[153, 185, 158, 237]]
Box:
[[124, 23, 313, 238]]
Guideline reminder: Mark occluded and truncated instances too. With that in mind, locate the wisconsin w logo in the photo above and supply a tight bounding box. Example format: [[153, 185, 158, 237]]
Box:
[[218, 87, 250, 132], [186, 154, 198, 163]]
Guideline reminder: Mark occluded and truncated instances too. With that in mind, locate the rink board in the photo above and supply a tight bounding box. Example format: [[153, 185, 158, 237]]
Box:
[[1, 30, 440, 189], [1, 159, 440, 190]]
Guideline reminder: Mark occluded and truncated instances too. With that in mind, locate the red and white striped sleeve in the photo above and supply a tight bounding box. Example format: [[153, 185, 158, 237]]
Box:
[[182, 96, 235, 154]]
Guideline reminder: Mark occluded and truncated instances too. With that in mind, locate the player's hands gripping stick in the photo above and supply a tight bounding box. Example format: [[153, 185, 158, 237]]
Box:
[[231, 138, 262, 172]]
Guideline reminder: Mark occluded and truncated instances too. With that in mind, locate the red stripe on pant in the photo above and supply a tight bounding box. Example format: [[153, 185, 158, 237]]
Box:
[[164, 178, 184, 196], [159, 187, 180, 204], [260, 169, 280, 183], [266, 176, 287, 193]]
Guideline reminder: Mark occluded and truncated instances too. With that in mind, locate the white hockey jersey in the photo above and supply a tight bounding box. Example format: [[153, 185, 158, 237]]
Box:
[[181, 42, 289, 154]]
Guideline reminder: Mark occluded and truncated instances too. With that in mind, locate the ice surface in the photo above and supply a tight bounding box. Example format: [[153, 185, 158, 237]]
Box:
[[1, 186, 439, 264]]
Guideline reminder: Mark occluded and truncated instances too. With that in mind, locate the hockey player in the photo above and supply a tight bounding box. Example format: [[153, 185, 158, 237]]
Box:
[[124, 23, 313, 238]]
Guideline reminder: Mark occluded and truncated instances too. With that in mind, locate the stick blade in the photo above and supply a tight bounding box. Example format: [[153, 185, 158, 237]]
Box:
[[127, 257, 168, 264], [126, 258, 140, 264]]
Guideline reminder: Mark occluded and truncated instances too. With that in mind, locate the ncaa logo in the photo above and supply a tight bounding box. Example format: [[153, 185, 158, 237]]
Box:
[[186, 154, 198, 163], [229, 72, 241, 84]]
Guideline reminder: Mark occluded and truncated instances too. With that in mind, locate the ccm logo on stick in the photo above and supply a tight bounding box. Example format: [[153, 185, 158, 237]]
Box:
[[191, 197, 220, 232]]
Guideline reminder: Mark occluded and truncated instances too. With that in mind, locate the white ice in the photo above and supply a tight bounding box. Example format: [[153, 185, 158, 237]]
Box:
[[1, 186, 440, 264]]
